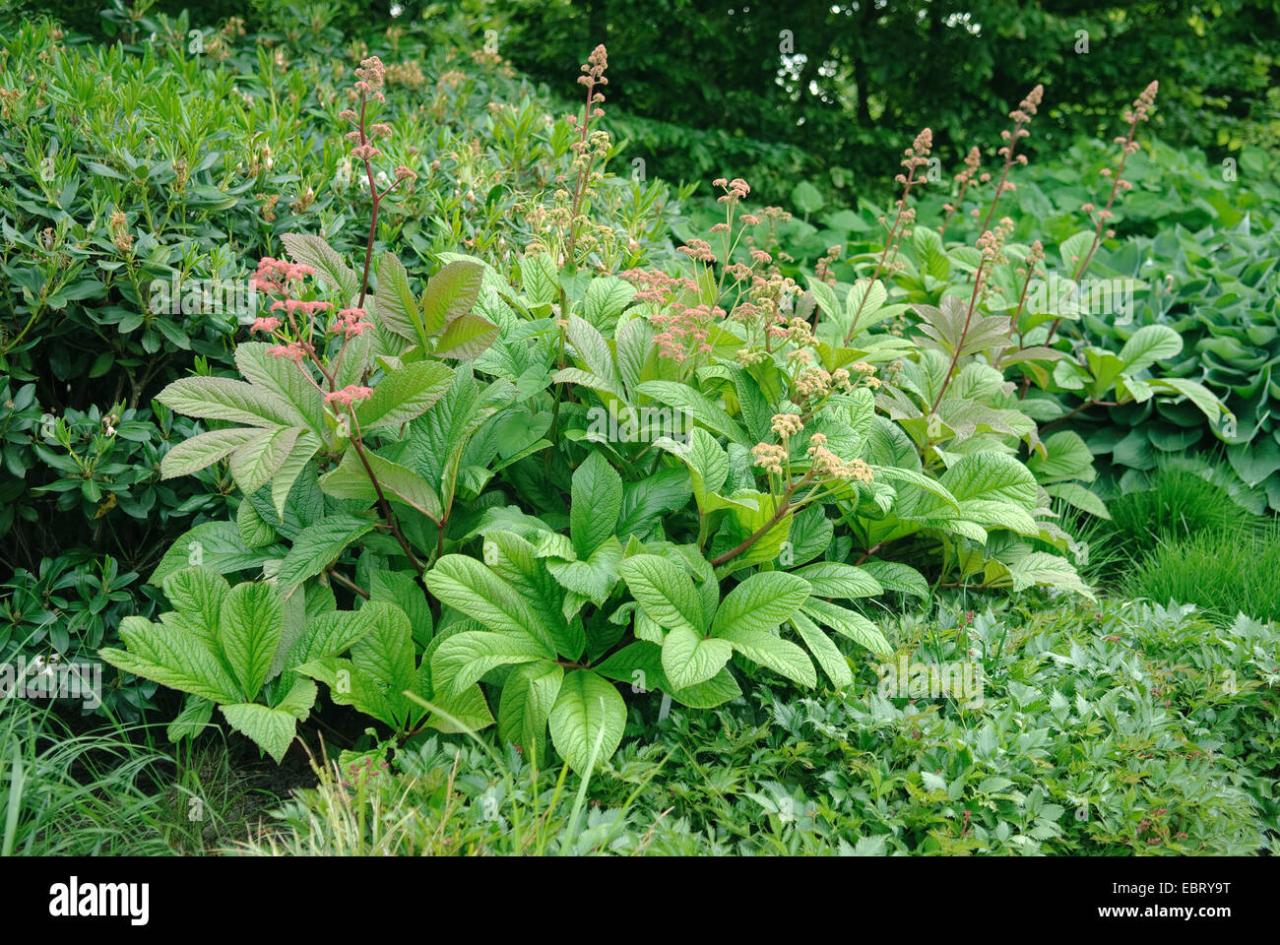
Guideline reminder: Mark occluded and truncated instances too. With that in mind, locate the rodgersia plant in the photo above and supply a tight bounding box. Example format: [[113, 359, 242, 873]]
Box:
[[100, 55, 505, 760], [99, 48, 1197, 777]]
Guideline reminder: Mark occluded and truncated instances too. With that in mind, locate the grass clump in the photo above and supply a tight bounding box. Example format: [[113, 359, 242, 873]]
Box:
[[1126, 525, 1280, 622]]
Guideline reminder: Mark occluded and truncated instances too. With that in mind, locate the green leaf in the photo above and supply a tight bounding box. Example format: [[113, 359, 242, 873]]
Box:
[[229, 426, 302, 494], [661, 624, 733, 690], [319, 449, 442, 521], [710, 572, 811, 637], [497, 660, 563, 766], [219, 582, 284, 699], [149, 522, 280, 585], [716, 625, 816, 687], [157, 376, 297, 428], [370, 252, 420, 342], [219, 703, 299, 764], [235, 342, 327, 433], [1028, 431, 1095, 483], [160, 427, 261, 479], [1006, 552, 1094, 600], [940, 452, 1038, 510], [237, 499, 278, 548], [801, 598, 893, 657], [162, 567, 229, 641], [101, 617, 241, 704], [791, 561, 882, 600], [435, 313, 499, 360], [369, 570, 433, 647], [789, 610, 853, 688], [355, 362, 453, 431], [422, 260, 484, 336], [1045, 482, 1111, 519], [166, 695, 214, 743], [548, 670, 626, 775], [425, 555, 559, 657], [1119, 324, 1182, 372], [618, 554, 704, 636], [570, 451, 623, 557], [281, 233, 359, 303], [274, 514, 376, 596], [635, 380, 749, 446], [431, 630, 547, 696], [350, 601, 418, 703]]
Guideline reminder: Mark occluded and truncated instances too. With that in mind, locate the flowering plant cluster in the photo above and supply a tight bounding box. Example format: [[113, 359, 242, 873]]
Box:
[[97, 43, 1232, 780]]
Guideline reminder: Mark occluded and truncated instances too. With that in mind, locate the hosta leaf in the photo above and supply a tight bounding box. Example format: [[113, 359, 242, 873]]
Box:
[[618, 554, 704, 636], [710, 572, 811, 637], [548, 670, 626, 775], [274, 514, 377, 596], [661, 624, 733, 690], [218, 581, 284, 699]]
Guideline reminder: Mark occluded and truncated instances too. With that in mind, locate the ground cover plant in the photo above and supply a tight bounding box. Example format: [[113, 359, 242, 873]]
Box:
[[0, 1, 1276, 861]]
